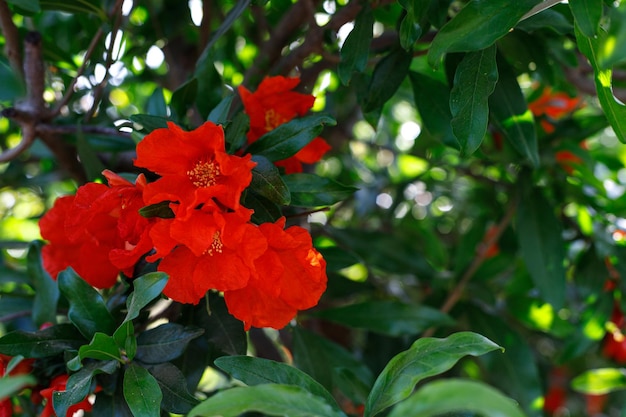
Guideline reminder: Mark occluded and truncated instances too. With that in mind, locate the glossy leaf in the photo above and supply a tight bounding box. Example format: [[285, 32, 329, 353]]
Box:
[[282, 173, 357, 207], [135, 323, 204, 364], [58, 268, 116, 339], [569, 0, 601, 37], [0, 375, 36, 399], [364, 332, 502, 417], [130, 114, 169, 133], [76, 332, 122, 363], [338, 5, 374, 85], [138, 201, 175, 219], [572, 368, 626, 395], [0, 324, 84, 358], [195, 50, 224, 120], [362, 48, 413, 113], [387, 379, 526, 417], [196, 290, 247, 357], [146, 362, 200, 414], [145, 87, 168, 117], [450, 45, 498, 155], [516, 182, 566, 309], [124, 272, 169, 323], [250, 155, 291, 205], [114, 321, 137, 362], [243, 191, 283, 224], [314, 300, 454, 336], [215, 356, 340, 411], [123, 363, 162, 417], [246, 114, 336, 162], [27, 240, 58, 327], [76, 128, 106, 181], [225, 112, 250, 153], [170, 78, 198, 121], [207, 94, 235, 125], [189, 384, 346, 417], [428, 0, 540, 66]]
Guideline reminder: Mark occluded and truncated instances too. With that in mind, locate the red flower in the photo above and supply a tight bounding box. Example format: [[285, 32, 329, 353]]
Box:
[[555, 150, 583, 174], [40, 171, 153, 288], [134, 121, 255, 215], [224, 217, 327, 330], [39, 374, 94, 417], [238, 76, 331, 173], [529, 88, 581, 133]]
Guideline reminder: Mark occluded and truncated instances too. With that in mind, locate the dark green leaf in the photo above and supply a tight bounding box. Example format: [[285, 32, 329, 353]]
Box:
[[124, 272, 169, 323], [147, 362, 199, 414], [516, 182, 566, 309], [76, 332, 122, 363], [428, 0, 540, 66], [53, 360, 118, 417], [215, 356, 340, 412], [225, 112, 250, 153], [243, 191, 283, 224], [188, 384, 346, 417], [387, 379, 526, 417], [488, 57, 538, 166], [314, 300, 454, 337], [58, 268, 116, 339], [145, 87, 168, 117], [365, 332, 502, 417], [0, 324, 84, 358], [39, 0, 106, 19], [598, 5, 626, 69], [572, 368, 626, 395], [569, 0, 602, 37], [0, 57, 25, 100], [76, 127, 106, 181], [196, 0, 251, 58], [338, 5, 374, 85], [362, 49, 413, 113], [194, 51, 223, 120], [131, 114, 170, 133], [198, 290, 247, 356], [0, 375, 36, 399], [135, 323, 204, 364], [170, 78, 198, 121], [6, 0, 40, 13], [250, 155, 291, 205], [207, 94, 235, 125], [246, 114, 336, 162], [115, 321, 137, 361], [27, 240, 59, 327], [123, 363, 162, 417], [138, 201, 175, 219], [450, 45, 498, 155], [316, 246, 360, 272], [282, 173, 356, 207]]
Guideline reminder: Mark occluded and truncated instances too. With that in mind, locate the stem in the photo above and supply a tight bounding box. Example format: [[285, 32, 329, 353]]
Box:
[[0, 0, 22, 79]]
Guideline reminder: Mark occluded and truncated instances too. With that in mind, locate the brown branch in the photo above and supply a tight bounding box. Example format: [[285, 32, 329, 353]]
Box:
[[0, 0, 22, 79], [23, 32, 46, 115], [422, 194, 519, 337], [36, 123, 131, 138], [0, 123, 35, 163]]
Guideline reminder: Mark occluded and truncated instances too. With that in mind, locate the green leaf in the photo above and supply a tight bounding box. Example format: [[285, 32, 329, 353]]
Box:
[[398, 0, 430, 50], [114, 321, 137, 361], [598, 5, 626, 69], [194, 50, 224, 120], [225, 112, 250, 153], [138, 201, 175, 219], [76, 332, 123, 363], [146, 362, 199, 414], [76, 126, 106, 181], [130, 114, 170, 133], [387, 379, 527, 417], [409, 71, 458, 149], [427, 0, 540, 67], [145, 87, 168, 117], [135, 323, 204, 364], [39, 0, 106, 19], [0, 57, 25, 100], [123, 363, 163, 417], [338, 5, 374, 85], [362, 48, 413, 114], [246, 114, 336, 162], [58, 268, 116, 339], [282, 174, 356, 207], [488, 57, 538, 166], [170, 78, 198, 121], [364, 332, 502, 417], [6, 0, 40, 13], [196, 292, 247, 356], [576, 25, 626, 142], [450, 45, 498, 155], [572, 368, 626, 395], [0, 375, 36, 399], [516, 182, 566, 309], [0, 324, 84, 358], [189, 384, 347, 417], [53, 360, 118, 417], [207, 94, 235, 125], [124, 272, 169, 323], [313, 300, 454, 337], [569, 0, 602, 37], [27, 241, 58, 327], [250, 155, 291, 205], [243, 191, 283, 224], [215, 356, 340, 412]]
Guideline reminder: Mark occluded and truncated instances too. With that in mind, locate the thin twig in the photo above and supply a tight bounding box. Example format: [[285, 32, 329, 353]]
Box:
[[0, 124, 35, 162], [0, 0, 22, 79], [36, 123, 131, 138]]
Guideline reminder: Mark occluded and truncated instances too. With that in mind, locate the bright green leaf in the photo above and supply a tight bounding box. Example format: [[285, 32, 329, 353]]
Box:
[[77, 332, 123, 363], [124, 272, 169, 323], [572, 368, 626, 395], [569, 0, 602, 38]]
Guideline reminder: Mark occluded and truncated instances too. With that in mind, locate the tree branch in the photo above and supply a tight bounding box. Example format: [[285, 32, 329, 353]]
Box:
[[0, 0, 22, 79]]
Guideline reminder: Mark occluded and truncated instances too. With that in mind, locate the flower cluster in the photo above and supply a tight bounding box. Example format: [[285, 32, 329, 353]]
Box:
[[39, 77, 328, 330]]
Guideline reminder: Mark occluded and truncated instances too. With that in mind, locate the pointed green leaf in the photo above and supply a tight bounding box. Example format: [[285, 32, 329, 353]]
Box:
[[225, 112, 250, 153], [76, 127, 106, 181], [597, 5, 626, 69], [516, 183, 566, 309], [427, 0, 540, 67], [124, 272, 169, 323], [313, 300, 454, 337], [58, 268, 116, 339], [207, 94, 235, 125], [450, 45, 498, 155], [138, 201, 175, 219], [194, 51, 224, 120], [170, 78, 198, 121], [27, 241, 58, 327], [282, 174, 356, 207], [387, 379, 526, 417], [569, 0, 602, 37], [189, 384, 346, 417], [6, 0, 40, 13], [246, 114, 336, 162], [243, 191, 283, 224], [130, 114, 170, 133], [215, 356, 340, 412], [114, 321, 137, 361], [123, 363, 162, 417], [362, 48, 413, 113], [135, 323, 204, 364], [146, 87, 168, 117], [146, 362, 199, 414], [572, 368, 626, 395], [250, 155, 291, 205], [0, 324, 84, 358], [77, 332, 122, 363], [39, 0, 106, 20], [196, 292, 247, 356], [364, 332, 502, 417], [338, 5, 374, 85]]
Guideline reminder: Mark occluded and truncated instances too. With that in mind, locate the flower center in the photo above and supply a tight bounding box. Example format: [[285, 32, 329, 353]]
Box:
[[187, 160, 220, 188], [264, 109, 289, 131], [206, 231, 223, 256]]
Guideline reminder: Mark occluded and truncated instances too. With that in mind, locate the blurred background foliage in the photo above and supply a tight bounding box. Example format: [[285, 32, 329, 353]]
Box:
[[3, 0, 626, 416]]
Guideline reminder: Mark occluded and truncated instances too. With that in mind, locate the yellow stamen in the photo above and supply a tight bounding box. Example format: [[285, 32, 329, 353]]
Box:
[[187, 160, 220, 188]]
